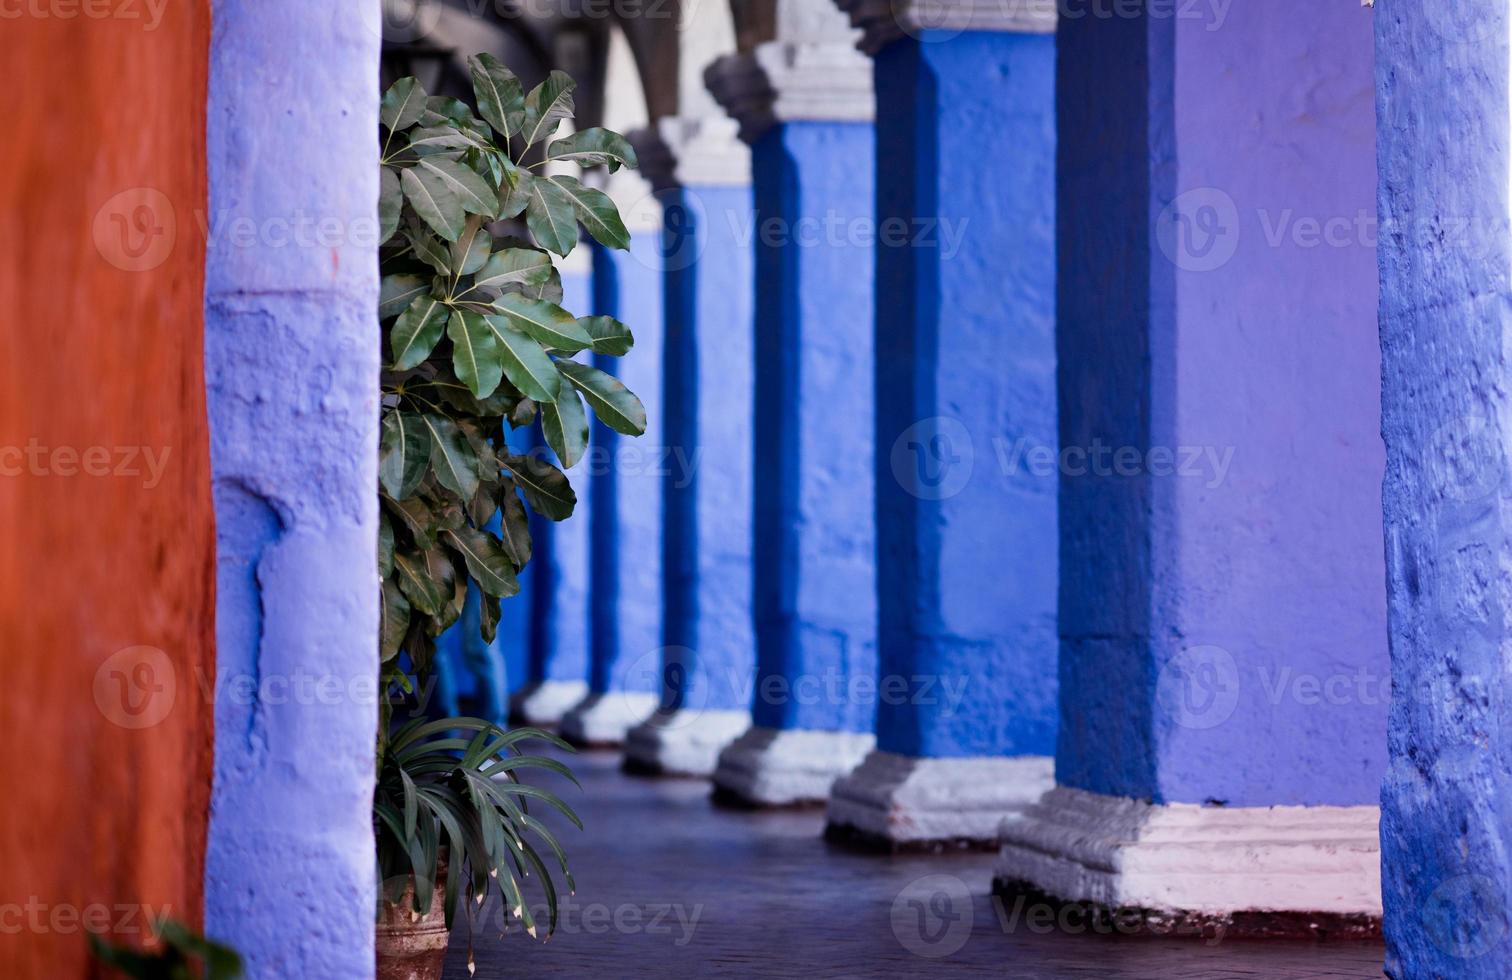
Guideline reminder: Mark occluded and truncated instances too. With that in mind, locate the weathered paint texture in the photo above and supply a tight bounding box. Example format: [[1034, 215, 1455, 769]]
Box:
[[590, 238, 666, 696], [0, 7, 215, 975], [202, 2, 380, 976], [1376, 0, 1512, 973], [872, 33, 1058, 758], [751, 123, 877, 733], [662, 185, 758, 713], [527, 265, 594, 688], [1056, 3, 1385, 806]]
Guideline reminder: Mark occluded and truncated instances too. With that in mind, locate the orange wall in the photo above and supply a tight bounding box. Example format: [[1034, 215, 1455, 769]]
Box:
[[0, 4, 214, 975]]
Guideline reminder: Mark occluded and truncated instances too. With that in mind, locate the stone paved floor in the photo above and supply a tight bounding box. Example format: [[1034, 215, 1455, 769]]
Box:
[[447, 749, 1387, 978]]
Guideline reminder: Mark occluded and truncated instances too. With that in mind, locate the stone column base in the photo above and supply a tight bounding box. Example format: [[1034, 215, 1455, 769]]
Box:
[[993, 786, 1382, 933], [559, 692, 659, 747], [826, 750, 1053, 851], [712, 727, 876, 807], [509, 680, 589, 727], [623, 709, 752, 777]]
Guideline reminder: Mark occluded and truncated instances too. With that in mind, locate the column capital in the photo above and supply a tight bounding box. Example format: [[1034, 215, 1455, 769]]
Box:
[[705, 41, 874, 145], [834, 0, 1056, 56]]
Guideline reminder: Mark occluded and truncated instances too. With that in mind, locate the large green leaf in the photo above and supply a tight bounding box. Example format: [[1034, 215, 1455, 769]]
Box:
[[379, 167, 403, 243], [401, 166, 465, 242], [497, 481, 532, 566], [472, 248, 553, 293], [447, 310, 503, 399], [497, 160, 530, 219], [380, 410, 431, 499], [524, 175, 579, 257], [380, 274, 428, 319], [578, 315, 633, 356], [503, 453, 576, 520], [450, 216, 492, 276], [416, 157, 497, 217], [443, 526, 520, 598], [390, 294, 448, 370], [556, 360, 646, 435], [381, 76, 428, 131], [545, 127, 638, 172], [404, 225, 452, 275], [422, 413, 481, 500], [384, 494, 438, 549], [381, 577, 410, 662], [405, 125, 490, 156], [490, 294, 592, 353], [546, 175, 629, 250], [469, 53, 525, 139], [541, 387, 588, 469], [521, 71, 576, 149], [378, 510, 396, 577], [394, 550, 448, 616], [483, 316, 561, 403]]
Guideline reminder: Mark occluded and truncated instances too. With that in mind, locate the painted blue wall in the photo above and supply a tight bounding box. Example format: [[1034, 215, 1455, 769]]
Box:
[[1377, 0, 1512, 973], [589, 235, 665, 696], [1056, 3, 1386, 808], [872, 33, 1058, 759], [203, 1, 378, 975], [526, 264, 593, 688], [751, 122, 877, 733], [662, 184, 757, 714]]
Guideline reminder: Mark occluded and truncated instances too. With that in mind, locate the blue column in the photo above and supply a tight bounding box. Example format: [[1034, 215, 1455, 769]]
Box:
[[561, 232, 666, 744], [510, 259, 592, 724], [203, 1, 378, 974], [1377, 2, 1512, 974], [825, 25, 1060, 847], [997, 1, 1384, 929], [709, 113, 880, 805]]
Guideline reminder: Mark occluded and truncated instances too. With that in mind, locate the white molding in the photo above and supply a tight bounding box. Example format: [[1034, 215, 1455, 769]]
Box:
[[649, 116, 751, 190], [705, 41, 874, 145], [559, 691, 660, 746], [827, 750, 1054, 845], [834, 0, 1057, 56], [624, 709, 752, 776], [995, 786, 1383, 916], [713, 727, 876, 805], [509, 679, 588, 727]]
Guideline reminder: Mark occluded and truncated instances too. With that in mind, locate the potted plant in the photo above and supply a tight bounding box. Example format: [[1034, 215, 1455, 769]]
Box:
[[373, 53, 644, 979]]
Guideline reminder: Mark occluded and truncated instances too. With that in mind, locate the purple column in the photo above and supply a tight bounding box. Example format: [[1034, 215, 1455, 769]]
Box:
[[1377, 0, 1512, 974], [996, 0, 1386, 930]]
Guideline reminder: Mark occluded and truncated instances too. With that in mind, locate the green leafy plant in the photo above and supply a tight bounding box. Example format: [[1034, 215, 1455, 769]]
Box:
[[375, 717, 580, 938], [89, 919, 243, 980], [374, 55, 640, 946], [376, 56, 644, 724]]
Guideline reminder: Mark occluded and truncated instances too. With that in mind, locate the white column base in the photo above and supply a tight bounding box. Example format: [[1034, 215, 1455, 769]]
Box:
[[994, 786, 1382, 922], [509, 680, 589, 727], [712, 727, 876, 806], [559, 691, 659, 746], [623, 709, 752, 777], [826, 750, 1054, 849]]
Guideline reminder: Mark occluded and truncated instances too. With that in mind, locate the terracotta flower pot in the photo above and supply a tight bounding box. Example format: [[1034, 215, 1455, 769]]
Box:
[[376, 864, 450, 980]]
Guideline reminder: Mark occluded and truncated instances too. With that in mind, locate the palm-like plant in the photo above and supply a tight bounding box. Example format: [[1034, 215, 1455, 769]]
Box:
[[375, 717, 581, 939]]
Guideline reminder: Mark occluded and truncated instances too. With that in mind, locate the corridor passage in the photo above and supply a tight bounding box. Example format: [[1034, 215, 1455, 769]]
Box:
[[448, 750, 1387, 978]]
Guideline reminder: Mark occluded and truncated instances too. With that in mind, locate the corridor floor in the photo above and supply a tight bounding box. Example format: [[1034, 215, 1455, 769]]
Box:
[[447, 749, 1387, 978]]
